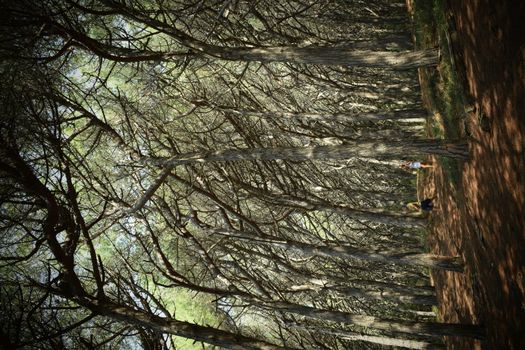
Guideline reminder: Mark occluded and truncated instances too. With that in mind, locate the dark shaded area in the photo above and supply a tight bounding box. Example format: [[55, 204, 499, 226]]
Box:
[[424, 1, 525, 349]]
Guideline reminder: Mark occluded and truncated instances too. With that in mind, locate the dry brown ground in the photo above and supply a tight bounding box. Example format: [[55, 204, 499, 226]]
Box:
[[420, 1, 525, 349]]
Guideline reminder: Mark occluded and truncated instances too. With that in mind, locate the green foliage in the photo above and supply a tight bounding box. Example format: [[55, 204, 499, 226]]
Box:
[[168, 289, 223, 349], [431, 305, 442, 321]]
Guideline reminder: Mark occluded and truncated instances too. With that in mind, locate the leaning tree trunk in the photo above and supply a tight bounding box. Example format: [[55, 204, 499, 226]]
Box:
[[82, 299, 295, 350]]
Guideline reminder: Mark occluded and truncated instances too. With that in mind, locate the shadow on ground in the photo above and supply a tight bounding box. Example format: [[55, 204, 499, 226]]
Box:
[[422, 1, 525, 349]]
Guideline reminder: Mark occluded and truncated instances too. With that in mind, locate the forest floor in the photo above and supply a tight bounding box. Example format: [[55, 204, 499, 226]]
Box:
[[409, 0, 525, 349]]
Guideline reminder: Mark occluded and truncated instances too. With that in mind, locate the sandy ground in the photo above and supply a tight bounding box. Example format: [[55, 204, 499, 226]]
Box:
[[422, 1, 525, 349]]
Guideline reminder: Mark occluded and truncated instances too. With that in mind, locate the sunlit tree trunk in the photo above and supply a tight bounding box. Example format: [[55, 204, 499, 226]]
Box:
[[218, 46, 437, 69], [154, 140, 468, 169], [287, 323, 445, 350], [287, 278, 437, 305], [285, 281, 437, 306], [203, 105, 428, 124]]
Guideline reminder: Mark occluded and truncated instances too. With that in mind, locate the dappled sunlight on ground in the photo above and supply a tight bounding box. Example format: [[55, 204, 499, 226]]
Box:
[[423, 1, 525, 349]]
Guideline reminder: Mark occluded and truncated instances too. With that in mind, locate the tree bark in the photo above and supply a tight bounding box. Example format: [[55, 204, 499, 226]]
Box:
[[287, 323, 445, 349], [331, 286, 437, 306], [229, 179, 425, 228], [208, 105, 428, 124], [101, 0, 437, 69], [286, 282, 437, 306], [152, 140, 468, 169], [206, 226, 462, 272], [83, 300, 295, 350], [225, 46, 437, 69], [266, 301, 484, 339]]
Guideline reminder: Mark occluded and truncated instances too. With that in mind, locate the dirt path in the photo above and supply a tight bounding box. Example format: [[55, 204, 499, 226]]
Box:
[[425, 1, 525, 349]]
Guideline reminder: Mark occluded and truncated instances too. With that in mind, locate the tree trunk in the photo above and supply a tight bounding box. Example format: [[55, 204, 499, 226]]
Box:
[[207, 226, 462, 272], [347, 279, 436, 296], [297, 200, 426, 228], [102, 0, 437, 69], [153, 140, 469, 169], [231, 181, 425, 228], [286, 282, 437, 306], [84, 300, 295, 350], [210, 105, 428, 124], [225, 46, 437, 69], [264, 300, 484, 339], [333, 286, 437, 306], [287, 323, 445, 349]]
